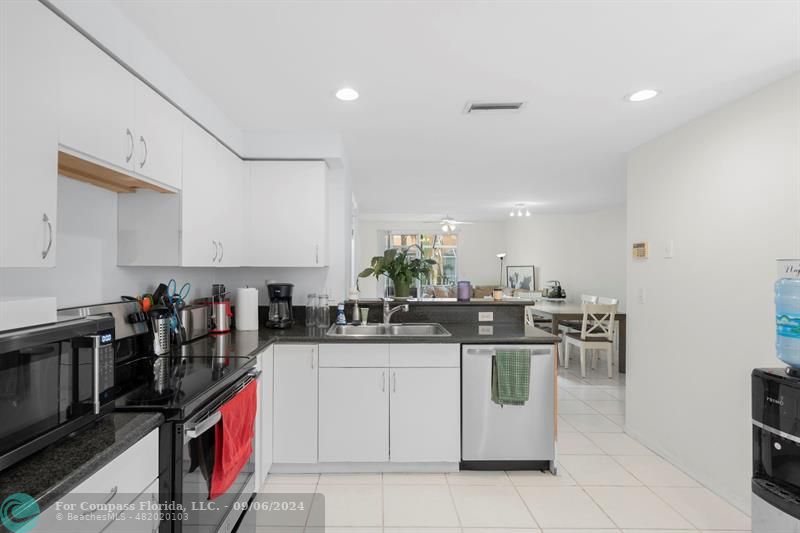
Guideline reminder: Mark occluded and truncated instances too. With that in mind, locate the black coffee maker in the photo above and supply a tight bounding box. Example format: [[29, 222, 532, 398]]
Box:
[[267, 283, 294, 329]]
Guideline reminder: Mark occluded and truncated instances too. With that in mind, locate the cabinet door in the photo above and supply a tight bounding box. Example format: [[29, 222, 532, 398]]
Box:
[[181, 120, 219, 266], [104, 478, 159, 533], [58, 18, 135, 171], [216, 145, 244, 266], [247, 161, 327, 267], [390, 368, 460, 462], [0, 1, 59, 268], [133, 79, 183, 190], [273, 345, 318, 464], [258, 346, 274, 487], [319, 368, 389, 462]]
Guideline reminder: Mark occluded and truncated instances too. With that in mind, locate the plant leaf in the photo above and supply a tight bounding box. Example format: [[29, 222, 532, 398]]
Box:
[[358, 268, 374, 278]]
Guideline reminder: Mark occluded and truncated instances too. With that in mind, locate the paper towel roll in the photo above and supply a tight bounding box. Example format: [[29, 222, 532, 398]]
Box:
[[235, 287, 259, 331]]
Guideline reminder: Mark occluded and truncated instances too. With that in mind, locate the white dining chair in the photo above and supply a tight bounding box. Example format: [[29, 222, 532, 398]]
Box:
[[563, 302, 618, 378], [558, 294, 597, 366]]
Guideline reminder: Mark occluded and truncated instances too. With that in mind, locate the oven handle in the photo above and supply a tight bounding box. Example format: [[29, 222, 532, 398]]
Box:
[[185, 411, 221, 441], [93, 338, 101, 414], [464, 347, 553, 357], [183, 369, 261, 443]]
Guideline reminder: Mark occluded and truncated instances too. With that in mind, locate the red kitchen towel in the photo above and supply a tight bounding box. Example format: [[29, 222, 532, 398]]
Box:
[[209, 379, 257, 499]]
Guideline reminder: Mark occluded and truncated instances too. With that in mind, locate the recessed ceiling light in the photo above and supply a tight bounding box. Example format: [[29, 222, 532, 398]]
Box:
[[335, 87, 359, 101], [626, 89, 659, 102]]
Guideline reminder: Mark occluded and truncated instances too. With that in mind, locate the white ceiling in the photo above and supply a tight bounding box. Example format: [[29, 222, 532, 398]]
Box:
[[114, 0, 799, 220]]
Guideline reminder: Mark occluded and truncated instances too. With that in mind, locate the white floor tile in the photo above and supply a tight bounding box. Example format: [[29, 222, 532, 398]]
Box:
[[463, 529, 541, 533], [312, 485, 383, 526], [318, 473, 382, 485], [584, 433, 654, 456], [560, 414, 623, 433], [558, 455, 641, 486], [614, 455, 699, 487], [447, 471, 511, 485], [559, 399, 598, 414], [564, 388, 618, 401], [544, 530, 620, 533], [265, 473, 320, 485], [383, 473, 448, 485], [252, 486, 316, 528], [605, 388, 626, 400], [557, 432, 606, 455], [589, 400, 626, 415], [651, 487, 751, 530], [558, 387, 578, 400], [450, 485, 538, 528], [383, 485, 460, 527], [606, 414, 625, 426], [585, 486, 694, 529], [259, 483, 318, 494], [558, 416, 579, 432], [507, 467, 576, 486], [386, 528, 461, 533], [516, 486, 615, 528]]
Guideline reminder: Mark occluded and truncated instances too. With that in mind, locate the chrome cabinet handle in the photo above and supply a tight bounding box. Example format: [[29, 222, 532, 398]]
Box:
[[139, 135, 148, 168], [81, 486, 118, 516], [310, 349, 315, 369], [381, 371, 385, 392], [315, 244, 319, 264], [125, 128, 134, 163], [41, 213, 53, 259], [212, 240, 218, 262], [392, 371, 396, 393], [218, 241, 224, 263]]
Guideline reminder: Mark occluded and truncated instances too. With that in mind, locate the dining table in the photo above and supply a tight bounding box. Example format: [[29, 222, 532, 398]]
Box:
[[527, 301, 627, 373]]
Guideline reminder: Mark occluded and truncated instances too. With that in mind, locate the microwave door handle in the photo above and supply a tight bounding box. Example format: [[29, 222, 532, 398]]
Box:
[[93, 340, 100, 414], [184, 411, 222, 443]]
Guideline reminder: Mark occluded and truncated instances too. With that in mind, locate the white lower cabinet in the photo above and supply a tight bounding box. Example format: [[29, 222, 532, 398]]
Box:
[[389, 367, 461, 462], [319, 367, 389, 462], [255, 345, 274, 488], [273, 344, 318, 464], [103, 478, 160, 533], [37, 429, 159, 533]]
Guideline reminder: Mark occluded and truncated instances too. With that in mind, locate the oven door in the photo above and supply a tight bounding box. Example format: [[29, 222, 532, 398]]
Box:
[[176, 370, 259, 533]]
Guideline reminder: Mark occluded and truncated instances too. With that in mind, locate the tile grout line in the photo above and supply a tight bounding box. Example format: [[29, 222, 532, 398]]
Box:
[[506, 470, 543, 531], [444, 472, 466, 532]]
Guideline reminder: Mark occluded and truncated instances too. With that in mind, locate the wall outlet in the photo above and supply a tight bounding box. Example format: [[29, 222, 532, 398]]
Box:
[[478, 312, 494, 322]]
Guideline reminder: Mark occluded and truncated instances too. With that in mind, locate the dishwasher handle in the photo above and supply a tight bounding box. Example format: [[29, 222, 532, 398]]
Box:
[[464, 347, 553, 357]]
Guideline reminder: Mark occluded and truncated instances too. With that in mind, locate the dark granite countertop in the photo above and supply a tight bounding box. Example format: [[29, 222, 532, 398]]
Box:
[[0, 412, 163, 511], [262, 323, 559, 344]]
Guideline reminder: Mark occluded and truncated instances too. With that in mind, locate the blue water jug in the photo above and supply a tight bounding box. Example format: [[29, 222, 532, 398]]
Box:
[[776, 277, 800, 368]]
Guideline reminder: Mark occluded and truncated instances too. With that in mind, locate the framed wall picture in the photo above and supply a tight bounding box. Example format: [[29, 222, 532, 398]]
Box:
[[506, 265, 535, 291]]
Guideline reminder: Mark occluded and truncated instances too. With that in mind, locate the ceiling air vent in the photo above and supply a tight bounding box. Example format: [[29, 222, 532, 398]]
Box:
[[464, 101, 526, 114]]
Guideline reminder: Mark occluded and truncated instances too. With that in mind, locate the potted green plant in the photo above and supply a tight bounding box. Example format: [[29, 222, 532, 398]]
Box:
[[358, 248, 437, 298]]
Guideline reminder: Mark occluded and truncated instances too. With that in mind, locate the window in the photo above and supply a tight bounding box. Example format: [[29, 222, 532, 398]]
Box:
[[385, 231, 459, 296]]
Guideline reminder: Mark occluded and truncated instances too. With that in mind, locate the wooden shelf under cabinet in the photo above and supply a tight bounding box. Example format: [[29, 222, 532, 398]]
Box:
[[58, 150, 174, 194]]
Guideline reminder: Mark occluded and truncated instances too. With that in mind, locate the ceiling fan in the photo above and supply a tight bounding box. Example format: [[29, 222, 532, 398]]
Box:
[[425, 215, 475, 233]]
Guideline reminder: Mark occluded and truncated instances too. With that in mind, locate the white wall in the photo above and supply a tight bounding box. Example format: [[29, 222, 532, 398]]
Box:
[[0, 175, 349, 308], [626, 73, 800, 513], [504, 209, 627, 307]]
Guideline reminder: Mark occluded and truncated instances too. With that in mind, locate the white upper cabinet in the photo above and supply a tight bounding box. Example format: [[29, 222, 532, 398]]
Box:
[[58, 20, 135, 172], [0, 1, 59, 267], [216, 146, 244, 267], [58, 22, 181, 190], [133, 80, 183, 190], [247, 161, 328, 267]]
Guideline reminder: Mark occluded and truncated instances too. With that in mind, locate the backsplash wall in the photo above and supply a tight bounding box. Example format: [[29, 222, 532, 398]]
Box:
[[0, 177, 339, 309]]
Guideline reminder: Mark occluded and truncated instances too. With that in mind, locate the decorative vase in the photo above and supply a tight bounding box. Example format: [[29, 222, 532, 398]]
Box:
[[392, 278, 411, 298]]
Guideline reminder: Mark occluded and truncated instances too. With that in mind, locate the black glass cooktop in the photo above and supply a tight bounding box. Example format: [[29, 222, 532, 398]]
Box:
[[115, 354, 257, 419]]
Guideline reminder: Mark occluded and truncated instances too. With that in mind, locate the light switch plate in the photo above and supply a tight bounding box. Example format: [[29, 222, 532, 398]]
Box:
[[478, 312, 494, 322]]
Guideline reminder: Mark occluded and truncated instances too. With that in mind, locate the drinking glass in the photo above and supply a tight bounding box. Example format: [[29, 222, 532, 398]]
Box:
[[305, 294, 317, 326]]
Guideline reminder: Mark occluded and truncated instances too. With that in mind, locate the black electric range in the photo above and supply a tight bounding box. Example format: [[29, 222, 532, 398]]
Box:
[[113, 336, 261, 533]]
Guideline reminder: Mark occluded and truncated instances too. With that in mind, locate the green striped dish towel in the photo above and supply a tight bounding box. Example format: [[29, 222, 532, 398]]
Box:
[[491, 349, 531, 406]]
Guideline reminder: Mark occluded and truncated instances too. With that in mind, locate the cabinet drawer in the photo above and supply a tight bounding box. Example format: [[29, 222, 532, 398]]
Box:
[[319, 344, 389, 367], [389, 344, 460, 367], [72, 429, 159, 500], [104, 478, 159, 533]]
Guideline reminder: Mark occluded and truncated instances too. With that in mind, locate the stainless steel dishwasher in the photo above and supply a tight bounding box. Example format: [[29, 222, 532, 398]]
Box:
[[461, 344, 556, 472]]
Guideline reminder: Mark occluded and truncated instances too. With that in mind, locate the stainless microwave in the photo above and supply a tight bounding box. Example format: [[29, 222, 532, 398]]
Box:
[[0, 315, 116, 471]]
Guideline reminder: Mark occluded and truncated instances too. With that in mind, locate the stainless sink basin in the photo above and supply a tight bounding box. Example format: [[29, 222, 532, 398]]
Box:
[[326, 323, 451, 337]]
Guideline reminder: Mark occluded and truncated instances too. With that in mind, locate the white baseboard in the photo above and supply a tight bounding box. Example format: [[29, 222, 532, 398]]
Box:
[[270, 462, 460, 474]]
